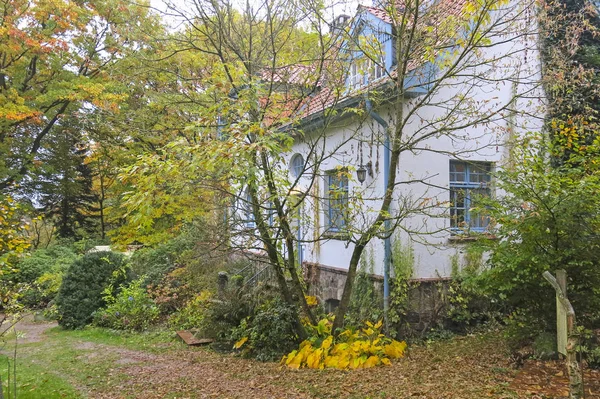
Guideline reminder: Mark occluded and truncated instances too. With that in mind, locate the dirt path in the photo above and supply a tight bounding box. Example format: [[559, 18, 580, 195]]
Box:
[[9, 314, 58, 344], [5, 318, 600, 398]]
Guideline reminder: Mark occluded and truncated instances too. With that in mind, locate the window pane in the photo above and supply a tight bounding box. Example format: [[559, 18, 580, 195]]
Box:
[[326, 171, 348, 231], [450, 189, 466, 228], [291, 154, 304, 178], [449, 161, 466, 182], [449, 160, 492, 232], [468, 188, 490, 229], [469, 163, 491, 184]]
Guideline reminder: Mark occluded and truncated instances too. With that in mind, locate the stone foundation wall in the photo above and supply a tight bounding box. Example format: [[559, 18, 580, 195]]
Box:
[[304, 261, 451, 331], [229, 255, 452, 331]]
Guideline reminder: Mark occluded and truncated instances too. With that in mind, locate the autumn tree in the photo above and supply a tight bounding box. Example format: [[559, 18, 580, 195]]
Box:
[[117, 0, 345, 338], [327, 0, 542, 332], [0, 0, 162, 194], [117, 0, 542, 336]]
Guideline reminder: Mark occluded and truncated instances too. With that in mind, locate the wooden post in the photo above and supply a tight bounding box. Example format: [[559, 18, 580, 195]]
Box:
[[543, 270, 583, 399], [556, 269, 568, 357]]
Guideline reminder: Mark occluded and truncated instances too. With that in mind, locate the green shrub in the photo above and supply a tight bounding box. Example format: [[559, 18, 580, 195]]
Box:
[[168, 291, 212, 330], [230, 296, 300, 362], [130, 233, 197, 285], [475, 161, 600, 340], [577, 327, 600, 369], [93, 278, 159, 331], [56, 251, 129, 329], [4, 245, 78, 285], [203, 288, 254, 341], [19, 271, 64, 309]]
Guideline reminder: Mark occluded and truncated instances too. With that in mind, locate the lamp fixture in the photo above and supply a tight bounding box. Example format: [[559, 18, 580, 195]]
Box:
[[356, 161, 373, 184], [357, 165, 367, 183]]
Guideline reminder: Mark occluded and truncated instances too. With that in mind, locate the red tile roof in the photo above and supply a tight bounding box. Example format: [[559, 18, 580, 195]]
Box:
[[269, 0, 470, 125]]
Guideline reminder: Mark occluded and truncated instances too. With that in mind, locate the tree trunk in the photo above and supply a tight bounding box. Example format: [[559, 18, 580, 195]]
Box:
[[247, 176, 308, 341], [259, 151, 317, 325]]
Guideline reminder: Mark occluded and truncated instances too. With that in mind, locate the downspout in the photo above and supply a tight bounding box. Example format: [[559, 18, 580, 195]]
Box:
[[364, 95, 392, 331]]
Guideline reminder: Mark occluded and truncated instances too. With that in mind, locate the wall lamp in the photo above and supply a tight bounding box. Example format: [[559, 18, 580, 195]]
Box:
[[356, 161, 373, 184]]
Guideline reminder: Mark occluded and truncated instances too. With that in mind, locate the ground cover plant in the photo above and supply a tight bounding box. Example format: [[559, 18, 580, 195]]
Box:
[[281, 319, 407, 370]]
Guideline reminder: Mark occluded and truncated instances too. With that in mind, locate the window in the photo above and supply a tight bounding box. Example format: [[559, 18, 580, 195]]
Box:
[[290, 154, 304, 178], [325, 169, 349, 233], [348, 61, 362, 90], [449, 161, 492, 232], [347, 55, 385, 90], [368, 55, 386, 81]]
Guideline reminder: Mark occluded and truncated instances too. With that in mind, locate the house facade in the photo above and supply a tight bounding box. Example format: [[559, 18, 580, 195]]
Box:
[[236, 0, 544, 306]]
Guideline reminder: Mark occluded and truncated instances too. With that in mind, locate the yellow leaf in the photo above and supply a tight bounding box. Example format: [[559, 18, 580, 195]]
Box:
[[374, 320, 383, 329], [381, 357, 392, 366], [324, 355, 339, 368], [233, 336, 248, 349], [321, 336, 333, 350], [305, 295, 318, 306], [364, 355, 379, 368], [306, 351, 320, 369], [339, 355, 350, 369], [285, 350, 298, 365], [288, 352, 303, 369]]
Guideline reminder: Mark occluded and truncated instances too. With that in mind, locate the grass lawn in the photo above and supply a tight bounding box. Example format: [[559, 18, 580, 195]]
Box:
[[1, 318, 598, 398]]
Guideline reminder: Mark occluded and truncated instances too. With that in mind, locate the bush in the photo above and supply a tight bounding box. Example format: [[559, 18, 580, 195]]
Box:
[[129, 232, 198, 286], [93, 279, 159, 331], [231, 296, 300, 361], [168, 291, 212, 330], [19, 271, 64, 309], [147, 266, 193, 315], [281, 319, 407, 369], [56, 251, 130, 329], [475, 161, 600, 339], [3, 245, 78, 285], [469, 138, 600, 354], [203, 287, 254, 341]]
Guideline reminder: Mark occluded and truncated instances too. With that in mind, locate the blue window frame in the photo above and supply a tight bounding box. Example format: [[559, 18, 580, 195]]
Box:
[[325, 170, 349, 232], [449, 161, 492, 232], [290, 154, 304, 178]]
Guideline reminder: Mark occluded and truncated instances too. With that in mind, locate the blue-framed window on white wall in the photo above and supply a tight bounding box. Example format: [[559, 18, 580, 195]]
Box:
[[449, 160, 492, 232], [290, 154, 304, 179], [325, 169, 349, 233]]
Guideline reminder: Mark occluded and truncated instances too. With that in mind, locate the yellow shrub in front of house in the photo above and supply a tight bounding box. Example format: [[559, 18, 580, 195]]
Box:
[[281, 319, 407, 370]]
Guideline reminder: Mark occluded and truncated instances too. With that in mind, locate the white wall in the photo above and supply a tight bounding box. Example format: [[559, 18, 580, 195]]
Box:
[[285, 0, 544, 278]]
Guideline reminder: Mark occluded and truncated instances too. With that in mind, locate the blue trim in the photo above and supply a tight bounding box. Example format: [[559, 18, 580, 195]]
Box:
[[449, 161, 491, 232], [365, 97, 391, 330]]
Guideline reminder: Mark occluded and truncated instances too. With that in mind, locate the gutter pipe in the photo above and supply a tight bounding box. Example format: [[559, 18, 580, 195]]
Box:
[[364, 96, 392, 331]]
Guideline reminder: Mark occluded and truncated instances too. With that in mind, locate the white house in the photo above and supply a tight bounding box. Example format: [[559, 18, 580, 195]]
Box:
[[235, 0, 544, 306]]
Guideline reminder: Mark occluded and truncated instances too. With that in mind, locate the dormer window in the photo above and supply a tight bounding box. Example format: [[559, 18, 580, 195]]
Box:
[[370, 55, 386, 80], [347, 54, 386, 90], [348, 61, 362, 90]]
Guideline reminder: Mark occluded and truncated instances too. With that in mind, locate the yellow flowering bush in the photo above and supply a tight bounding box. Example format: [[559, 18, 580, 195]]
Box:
[[281, 319, 407, 370]]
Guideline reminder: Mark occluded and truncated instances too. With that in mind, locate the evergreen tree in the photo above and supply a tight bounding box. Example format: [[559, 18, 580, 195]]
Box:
[[37, 122, 99, 239]]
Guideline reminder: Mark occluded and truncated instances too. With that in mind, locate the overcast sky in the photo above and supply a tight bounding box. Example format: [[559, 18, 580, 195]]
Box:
[[149, 0, 362, 30]]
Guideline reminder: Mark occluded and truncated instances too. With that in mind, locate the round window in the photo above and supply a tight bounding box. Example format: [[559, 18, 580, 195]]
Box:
[[290, 154, 304, 178]]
